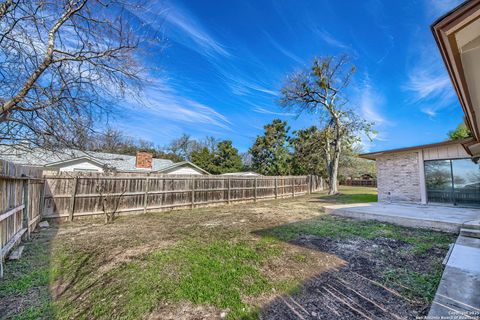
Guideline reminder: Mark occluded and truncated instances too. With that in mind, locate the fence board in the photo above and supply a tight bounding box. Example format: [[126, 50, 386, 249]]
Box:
[[0, 159, 43, 276], [42, 173, 323, 219], [341, 179, 377, 187]]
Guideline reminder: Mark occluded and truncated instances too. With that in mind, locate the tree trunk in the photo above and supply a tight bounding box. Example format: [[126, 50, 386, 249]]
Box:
[[329, 157, 339, 194], [328, 134, 342, 195]]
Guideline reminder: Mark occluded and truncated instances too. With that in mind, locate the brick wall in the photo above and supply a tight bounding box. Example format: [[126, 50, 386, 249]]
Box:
[[135, 152, 153, 169], [376, 151, 421, 203]]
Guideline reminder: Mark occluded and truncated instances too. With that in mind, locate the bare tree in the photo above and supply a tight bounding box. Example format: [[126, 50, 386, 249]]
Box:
[[166, 134, 203, 161], [95, 178, 125, 223], [202, 136, 220, 153], [0, 0, 157, 150], [280, 56, 373, 194]]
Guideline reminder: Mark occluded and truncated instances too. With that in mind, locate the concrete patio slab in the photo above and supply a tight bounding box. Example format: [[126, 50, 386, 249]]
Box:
[[428, 235, 480, 319], [323, 202, 480, 233]]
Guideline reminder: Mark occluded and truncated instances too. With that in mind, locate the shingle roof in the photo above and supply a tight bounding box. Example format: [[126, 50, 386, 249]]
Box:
[[0, 146, 174, 171]]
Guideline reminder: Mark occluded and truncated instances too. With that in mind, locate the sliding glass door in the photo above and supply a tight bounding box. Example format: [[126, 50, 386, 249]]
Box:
[[424, 158, 480, 206]]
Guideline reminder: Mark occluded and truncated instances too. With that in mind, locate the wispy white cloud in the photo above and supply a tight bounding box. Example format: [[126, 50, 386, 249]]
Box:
[[264, 32, 303, 64], [425, 0, 464, 18], [420, 107, 438, 117], [210, 59, 279, 97], [253, 106, 296, 117], [314, 28, 351, 50], [403, 43, 456, 117], [358, 77, 392, 127], [404, 70, 452, 102], [353, 75, 392, 151], [164, 5, 230, 58], [136, 0, 230, 59], [122, 77, 231, 130]]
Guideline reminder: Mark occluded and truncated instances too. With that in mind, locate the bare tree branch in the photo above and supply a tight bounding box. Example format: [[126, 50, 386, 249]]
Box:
[[0, 0, 162, 152]]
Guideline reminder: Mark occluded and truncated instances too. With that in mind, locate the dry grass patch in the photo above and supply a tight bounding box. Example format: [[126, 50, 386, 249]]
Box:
[[0, 187, 453, 319]]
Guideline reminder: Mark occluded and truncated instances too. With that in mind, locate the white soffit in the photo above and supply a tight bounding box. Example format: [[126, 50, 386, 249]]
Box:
[[469, 142, 480, 157], [458, 16, 480, 141]]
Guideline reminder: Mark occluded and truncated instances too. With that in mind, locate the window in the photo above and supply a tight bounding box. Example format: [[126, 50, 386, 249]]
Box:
[[424, 158, 480, 206]]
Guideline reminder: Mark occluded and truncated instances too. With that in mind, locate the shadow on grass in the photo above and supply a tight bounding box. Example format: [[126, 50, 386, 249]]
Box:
[[248, 215, 453, 319], [0, 223, 122, 320], [0, 225, 58, 320]]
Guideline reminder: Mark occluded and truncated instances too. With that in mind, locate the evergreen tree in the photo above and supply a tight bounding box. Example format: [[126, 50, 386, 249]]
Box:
[[190, 147, 215, 173], [289, 126, 325, 176], [213, 140, 243, 174], [250, 119, 291, 175]]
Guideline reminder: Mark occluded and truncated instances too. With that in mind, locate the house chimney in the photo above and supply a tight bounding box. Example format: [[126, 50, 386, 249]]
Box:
[[135, 152, 153, 169]]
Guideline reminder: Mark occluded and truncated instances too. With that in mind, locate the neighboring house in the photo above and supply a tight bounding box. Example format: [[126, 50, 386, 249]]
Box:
[[361, 1, 480, 207], [360, 174, 374, 180], [221, 172, 262, 177], [0, 147, 209, 175]]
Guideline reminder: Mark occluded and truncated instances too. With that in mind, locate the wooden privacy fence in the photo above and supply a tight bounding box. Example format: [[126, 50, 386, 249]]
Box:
[[0, 160, 43, 276], [341, 179, 377, 187], [42, 174, 324, 219]]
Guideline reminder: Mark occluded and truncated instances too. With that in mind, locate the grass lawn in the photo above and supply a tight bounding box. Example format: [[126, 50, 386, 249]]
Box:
[[314, 185, 378, 203], [0, 186, 455, 319]]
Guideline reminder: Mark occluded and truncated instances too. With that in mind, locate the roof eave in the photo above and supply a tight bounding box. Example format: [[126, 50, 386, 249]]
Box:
[[359, 138, 475, 160], [44, 156, 105, 168], [153, 161, 211, 175], [431, 0, 480, 142]]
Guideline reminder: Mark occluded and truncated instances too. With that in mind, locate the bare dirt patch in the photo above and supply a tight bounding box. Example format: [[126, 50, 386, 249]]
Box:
[[260, 235, 446, 319], [146, 301, 220, 320]]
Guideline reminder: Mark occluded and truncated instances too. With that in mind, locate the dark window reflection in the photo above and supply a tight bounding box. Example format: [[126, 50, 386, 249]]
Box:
[[425, 158, 480, 206]]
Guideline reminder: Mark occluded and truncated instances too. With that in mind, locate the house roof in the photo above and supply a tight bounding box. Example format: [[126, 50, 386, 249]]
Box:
[[0, 146, 174, 171], [221, 172, 262, 176], [359, 138, 475, 160], [431, 0, 480, 147], [153, 161, 211, 175]]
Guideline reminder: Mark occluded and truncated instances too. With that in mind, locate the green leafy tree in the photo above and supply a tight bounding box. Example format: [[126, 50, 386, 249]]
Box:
[[448, 123, 472, 140], [190, 147, 215, 173], [280, 56, 373, 194], [289, 126, 325, 176], [191, 140, 243, 174], [250, 119, 291, 175], [212, 140, 243, 174]]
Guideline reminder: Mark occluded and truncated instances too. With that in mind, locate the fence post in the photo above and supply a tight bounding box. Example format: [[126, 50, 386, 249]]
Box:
[[143, 177, 149, 214], [292, 177, 295, 197], [254, 178, 257, 203], [191, 177, 196, 209], [227, 178, 231, 205], [39, 178, 46, 220], [22, 179, 30, 239], [274, 177, 278, 199], [69, 177, 78, 221], [307, 175, 311, 194]]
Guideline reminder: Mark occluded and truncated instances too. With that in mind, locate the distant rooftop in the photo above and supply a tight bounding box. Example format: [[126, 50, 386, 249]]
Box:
[[0, 146, 174, 172]]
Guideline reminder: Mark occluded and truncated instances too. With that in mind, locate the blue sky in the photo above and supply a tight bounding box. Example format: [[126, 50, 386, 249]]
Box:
[[115, 0, 465, 153]]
